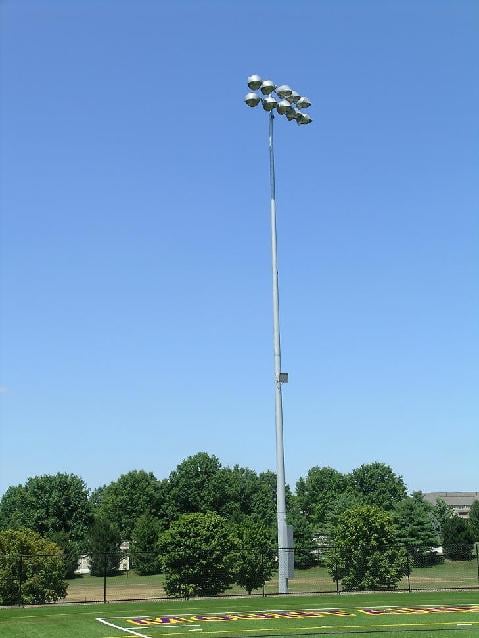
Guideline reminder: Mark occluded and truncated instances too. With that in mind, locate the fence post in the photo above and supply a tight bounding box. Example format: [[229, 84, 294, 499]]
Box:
[[18, 554, 23, 606], [476, 544, 479, 585], [261, 553, 265, 597], [103, 553, 107, 604], [335, 556, 340, 595], [406, 551, 411, 593]]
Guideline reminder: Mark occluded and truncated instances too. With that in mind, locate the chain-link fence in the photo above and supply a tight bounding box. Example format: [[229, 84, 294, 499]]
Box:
[[1, 544, 478, 605]]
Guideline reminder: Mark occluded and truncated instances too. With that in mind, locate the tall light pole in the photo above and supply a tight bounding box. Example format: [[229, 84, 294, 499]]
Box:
[[244, 75, 312, 594]]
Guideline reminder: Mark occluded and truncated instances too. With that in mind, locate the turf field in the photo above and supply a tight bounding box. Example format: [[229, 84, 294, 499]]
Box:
[[1, 591, 479, 638]]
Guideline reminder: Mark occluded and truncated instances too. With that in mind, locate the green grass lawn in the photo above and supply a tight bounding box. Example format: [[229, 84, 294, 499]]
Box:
[[1, 591, 479, 638], [63, 560, 479, 603]]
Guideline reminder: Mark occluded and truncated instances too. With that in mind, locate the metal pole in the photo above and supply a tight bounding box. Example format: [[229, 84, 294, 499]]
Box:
[[268, 111, 288, 594], [103, 553, 107, 604], [18, 554, 23, 606], [476, 543, 479, 584]]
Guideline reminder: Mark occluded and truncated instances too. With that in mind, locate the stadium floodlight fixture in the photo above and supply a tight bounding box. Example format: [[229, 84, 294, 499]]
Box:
[[247, 74, 263, 90], [297, 112, 313, 125], [287, 90, 301, 104], [262, 96, 277, 111], [296, 96, 312, 109], [276, 84, 293, 98], [277, 99, 294, 116], [245, 92, 261, 107], [260, 80, 276, 95], [243, 75, 313, 596], [286, 108, 299, 121]]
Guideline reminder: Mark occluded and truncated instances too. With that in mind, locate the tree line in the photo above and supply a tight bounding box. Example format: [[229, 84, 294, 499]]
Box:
[[0, 452, 478, 603]]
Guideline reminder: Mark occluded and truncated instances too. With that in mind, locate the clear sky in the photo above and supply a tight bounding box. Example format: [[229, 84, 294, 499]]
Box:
[[1, 0, 478, 497]]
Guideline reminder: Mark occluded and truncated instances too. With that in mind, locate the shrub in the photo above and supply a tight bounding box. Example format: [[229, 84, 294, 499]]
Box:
[[443, 517, 475, 561], [327, 505, 408, 591], [0, 528, 67, 605], [159, 512, 238, 598]]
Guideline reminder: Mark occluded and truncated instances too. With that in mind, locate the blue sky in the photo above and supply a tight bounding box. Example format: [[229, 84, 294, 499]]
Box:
[[1, 0, 478, 496]]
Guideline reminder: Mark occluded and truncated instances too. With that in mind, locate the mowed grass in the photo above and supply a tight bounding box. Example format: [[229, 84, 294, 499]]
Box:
[[64, 560, 479, 603], [1, 591, 479, 638]]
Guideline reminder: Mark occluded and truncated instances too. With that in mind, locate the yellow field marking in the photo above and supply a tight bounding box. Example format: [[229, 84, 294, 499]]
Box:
[[135, 619, 479, 636]]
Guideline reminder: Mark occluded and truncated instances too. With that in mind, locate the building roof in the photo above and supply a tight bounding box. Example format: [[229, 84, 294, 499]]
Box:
[[423, 492, 479, 507]]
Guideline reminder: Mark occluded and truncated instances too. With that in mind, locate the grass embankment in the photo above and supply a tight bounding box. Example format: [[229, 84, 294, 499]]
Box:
[[64, 560, 479, 603]]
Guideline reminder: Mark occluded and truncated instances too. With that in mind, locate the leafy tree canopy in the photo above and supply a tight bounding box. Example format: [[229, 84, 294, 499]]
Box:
[[442, 516, 475, 561], [469, 500, 479, 541], [130, 514, 162, 575], [432, 498, 455, 542], [249, 470, 294, 531], [393, 494, 438, 548], [92, 470, 164, 539], [347, 462, 407, 510], [295, 466, 348, 528], [0, 473, 91, 545], [325, 492, 364, 532], [87, 516, 123, 576], [162, 455, 292, 533], [219, 465, 262, 523], [393, 494, 439, 566], [163, 453, 226, 521], [159, 512, 238, 597], [234, 517, 275, 594], [0, 528, 67, 605], [327, 504, 408, 591]]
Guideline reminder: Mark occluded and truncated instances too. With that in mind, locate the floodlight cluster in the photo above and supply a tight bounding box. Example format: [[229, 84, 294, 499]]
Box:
[[244, 74, 312, 125]]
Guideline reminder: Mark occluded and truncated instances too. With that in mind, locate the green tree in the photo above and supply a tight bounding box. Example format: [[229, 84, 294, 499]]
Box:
[[286, 510, 318, 569], [327, 504, 408, 591], [442, 517, 475, 561], [0, 474, 92, 579], [219, 465, 261, 523], [47, 531, 83, 578], [0, 485, 27, 530], [234, 518, 275, 594], [92, 470, 164, 540], [0, 528, 67, 605], [163, 453, 227, 522], [130, 514, 162, 575], [0, 474, 91, 544], [325, 492, 363, 532], [393, 494, 439, 566], [296, 467, 348, 528], [249, 470, 294, 531], [159, 512, 238, 598], [88, 517, 122, 576], [467, 501, 479, 542], [347, 463, 407, 511], [432, 498, 454, 542]]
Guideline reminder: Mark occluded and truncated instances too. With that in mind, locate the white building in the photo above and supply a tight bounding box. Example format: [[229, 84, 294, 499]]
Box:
[[423, 492, 479, 519]]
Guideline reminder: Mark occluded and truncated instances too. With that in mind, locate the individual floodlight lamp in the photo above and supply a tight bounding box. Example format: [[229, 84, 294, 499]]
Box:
[[296, 96, 312, 109], [277, 99, 294, 115], [297, 112, 313, 125], [262, 96, 277, 111], [260, 80, 276, 95], [245, 92, 261, 107], [287, 91, 301, 104], [247, 74, 263, 90], [276, 84, 293, 98]]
